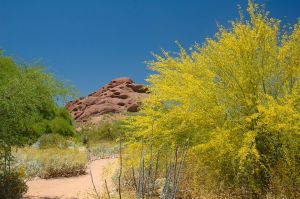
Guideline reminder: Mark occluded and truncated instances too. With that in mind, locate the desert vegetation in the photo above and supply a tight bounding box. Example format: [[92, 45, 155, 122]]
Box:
[[0, 1, 299, 199], [123, 1, 300, 198]]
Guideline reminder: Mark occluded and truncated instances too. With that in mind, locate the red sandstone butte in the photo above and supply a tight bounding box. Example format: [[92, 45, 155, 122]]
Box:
[[65, 77, 148, 125]]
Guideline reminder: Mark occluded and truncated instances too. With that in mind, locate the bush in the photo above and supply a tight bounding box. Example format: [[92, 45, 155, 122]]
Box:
[[37, 133, 69, 149], [48, 108, 75, 136], [32, 132, 82, 149], [88, 142, 119, 159], [39, 149, 87, 178], [14, 148, 88, 179], [28, 108, 76, 142], [82, 120, 124, 144], [0, 171, 28, 199]]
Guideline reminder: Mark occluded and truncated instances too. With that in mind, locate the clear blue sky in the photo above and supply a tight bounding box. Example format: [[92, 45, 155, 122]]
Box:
[[1, 0, 299, 96]]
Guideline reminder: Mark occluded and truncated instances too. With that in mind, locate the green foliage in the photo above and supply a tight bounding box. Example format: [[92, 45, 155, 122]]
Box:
[[126, 1, 300, 198], [0, 52, 77, 198], [0, 54, 76, 147], [14, 148, 88, 179], [0, 53, 77, 185], [34, 133, 81, 149], [88, 142, 119, 159], [50, 107, 75, 136], [30, 108, 75, 139], [37, 134, 69, 149], [82, 120, 125, 144], [0, 170, 28, 199], [49, 116, 74, 136]]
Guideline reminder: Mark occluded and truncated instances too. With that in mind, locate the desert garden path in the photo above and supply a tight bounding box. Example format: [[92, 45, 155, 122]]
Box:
[[25, 158, 118, 199]]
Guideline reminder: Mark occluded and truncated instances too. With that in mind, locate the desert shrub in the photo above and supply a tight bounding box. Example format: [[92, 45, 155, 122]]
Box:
[[31, 133, 82, 150], [48, 108, 75, 136], [83, 120, 125, 144], [37, 133, 69, 149], [31, 108, 76, 138], [48, 117, 74, 136], [14, 148, 88, 179], [89, 142, 119, 159], [39, 149, 87, 178], [0, 170, 28, 199]]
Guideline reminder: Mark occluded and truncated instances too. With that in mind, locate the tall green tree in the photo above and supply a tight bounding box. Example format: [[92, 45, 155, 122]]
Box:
[[0, 53, 76, 170], [0, 52, 77, 198]]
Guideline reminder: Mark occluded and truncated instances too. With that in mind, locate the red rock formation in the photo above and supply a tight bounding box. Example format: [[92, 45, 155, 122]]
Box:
[[65, 77, 148, 124]]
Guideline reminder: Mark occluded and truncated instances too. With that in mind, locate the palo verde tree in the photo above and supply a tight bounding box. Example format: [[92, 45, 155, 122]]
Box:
[[0, 52, 77, 198], [0, 53, 76, 173], [126, 1, 300, 198]]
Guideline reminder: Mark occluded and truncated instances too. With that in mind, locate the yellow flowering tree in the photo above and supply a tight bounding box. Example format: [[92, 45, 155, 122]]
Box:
[[126, 1, 300, 198]]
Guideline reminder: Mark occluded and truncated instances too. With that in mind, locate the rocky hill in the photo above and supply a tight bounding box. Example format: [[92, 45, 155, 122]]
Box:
[[65, 77, 149, 125]]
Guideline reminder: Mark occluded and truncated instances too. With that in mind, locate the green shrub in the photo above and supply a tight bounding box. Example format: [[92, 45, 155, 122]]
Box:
[[48, 108, 75, 136], [37, 133, 69, 149], [29, 107, 75, 140], [14, 148, 88, 179], [32, 132, 82, 149], [82, 120, 124, 144], [38, 149, 87, 178], [0, 171, 28, 199], [89, 142, 119, 159]]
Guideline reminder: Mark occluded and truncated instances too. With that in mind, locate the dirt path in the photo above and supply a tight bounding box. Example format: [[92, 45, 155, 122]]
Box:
[[25, 158, 118, 199]]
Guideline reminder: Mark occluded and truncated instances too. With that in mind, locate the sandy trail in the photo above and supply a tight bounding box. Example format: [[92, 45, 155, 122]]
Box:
[[25, 158, 117, 199]]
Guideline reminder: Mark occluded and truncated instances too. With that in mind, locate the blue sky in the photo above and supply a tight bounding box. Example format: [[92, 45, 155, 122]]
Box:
[[1, 0, 300, 96]]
